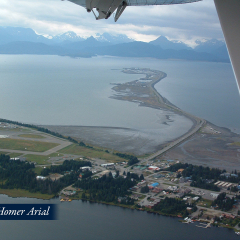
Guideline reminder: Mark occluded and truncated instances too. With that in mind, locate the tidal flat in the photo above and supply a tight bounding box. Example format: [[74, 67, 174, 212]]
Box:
[[44, 68, 194, 155]]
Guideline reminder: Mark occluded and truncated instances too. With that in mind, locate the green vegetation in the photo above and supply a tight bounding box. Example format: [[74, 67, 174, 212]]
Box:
[[0, 151, 9, 155], [33, 167, 43, 175], [166, 163, 221, 191], [24, 153, 63, 165], [212, 193, 235, 211], [115, 153, 139, 165], [218, 216, 240, 228], [0, 138, 59, 152], [154, 197, 196, 216], [197, 199, 212, 208], [0, 118, 66, 140], [59, 144, 124, 162], [18, 134, 45, 139], [0, 154, 79, 196], [40, 159, 91, 176], [24, 155, 51, 165], [0, 188, 54, 199], [191, 179, 220, 191], [8, 153, 21, 158], [74, 174, 136, 203], [230, 142, 240, 146], [140, 185, 149, 193], [168, 163, 240, 189]]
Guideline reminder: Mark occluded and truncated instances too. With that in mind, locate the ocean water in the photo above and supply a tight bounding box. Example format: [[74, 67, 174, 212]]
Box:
[[0, 194, 238, 240], [154, 60, 240, 132], [0, 55, 238, 131], [0, 55, 239, 153], [0, 55, 194, 154], [0, 55, 239, 239]]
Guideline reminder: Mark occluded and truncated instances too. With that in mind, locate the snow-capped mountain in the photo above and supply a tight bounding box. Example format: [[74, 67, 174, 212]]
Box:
[[194, 38, 225, 53], [95, 32, 133, 44], [0, 26, 50, 44], [51, 31, 85, 43], [149, 36, 191, 50]]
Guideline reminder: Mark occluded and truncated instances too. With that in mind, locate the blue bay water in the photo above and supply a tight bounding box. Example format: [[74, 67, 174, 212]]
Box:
[[0, 194, 238, 240], [0, 55, 239, 239], [1, 55, 239, 153], [1, 55, 238, 131], [0, 55, 194, 152]]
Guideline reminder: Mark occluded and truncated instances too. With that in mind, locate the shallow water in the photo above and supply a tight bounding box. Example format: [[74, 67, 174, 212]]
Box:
[[0, 55, 193, 154]]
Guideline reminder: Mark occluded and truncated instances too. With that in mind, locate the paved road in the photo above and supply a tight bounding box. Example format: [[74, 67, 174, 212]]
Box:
[[0, 127, 72, 156], [0, 141, 72, 156], [141, 118, 205, 162], [139, 78, 206, 162]]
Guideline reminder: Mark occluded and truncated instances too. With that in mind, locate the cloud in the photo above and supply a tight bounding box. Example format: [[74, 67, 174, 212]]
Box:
[[0, 0, 223, 44]]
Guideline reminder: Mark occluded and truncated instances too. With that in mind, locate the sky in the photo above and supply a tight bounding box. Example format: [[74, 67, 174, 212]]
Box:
[[0, 0, 224, 46]]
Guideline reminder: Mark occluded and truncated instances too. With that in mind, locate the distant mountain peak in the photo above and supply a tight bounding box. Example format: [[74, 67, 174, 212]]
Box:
[[149, 36, 190, 50], [51, 31, 84, 43], [194, 38, 225, 53], [95, 32, 133, 44], [86, 36, 98, 42]]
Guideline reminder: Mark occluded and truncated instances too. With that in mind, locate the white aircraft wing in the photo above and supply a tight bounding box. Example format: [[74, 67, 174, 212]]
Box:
[[126, 0, 201, 6], [68, 0, 201, 21], [214, 0, 240, 93]]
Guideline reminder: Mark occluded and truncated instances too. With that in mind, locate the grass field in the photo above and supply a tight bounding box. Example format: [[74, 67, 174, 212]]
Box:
[[25, 153, 63, 165], [0, 138, 59, 152], [230, 142, 240, 146], [0, 151, 9, 155], [33, 166, 44, 175], [8, 152, 22, 158], [0, 188, 54, 199], [18, 134, 45, 139], [59, 144, 124, 162], [197, 198, 212, 208]]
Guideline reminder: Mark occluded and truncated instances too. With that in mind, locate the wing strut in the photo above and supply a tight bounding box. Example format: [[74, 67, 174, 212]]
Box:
[[114, 1, 127, 22], [214, 0, 240, 93]]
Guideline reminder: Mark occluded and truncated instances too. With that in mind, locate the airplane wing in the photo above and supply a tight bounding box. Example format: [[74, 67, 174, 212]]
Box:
[[68, 0, 201, 21], [126, 0, 200, 7], [214, 0, 240, 93]]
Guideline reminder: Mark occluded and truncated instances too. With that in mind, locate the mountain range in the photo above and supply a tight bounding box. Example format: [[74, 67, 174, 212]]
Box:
[[0, 26, 229, 62]]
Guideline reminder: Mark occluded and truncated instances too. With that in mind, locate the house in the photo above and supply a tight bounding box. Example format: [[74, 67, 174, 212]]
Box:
[[221, 213, 235, 219], [118, 197, 127, 203], [210, 193, 219, 199], [80, 166, 92, 171], [36, 176, 46, 180], [148, 166, 160, 171]]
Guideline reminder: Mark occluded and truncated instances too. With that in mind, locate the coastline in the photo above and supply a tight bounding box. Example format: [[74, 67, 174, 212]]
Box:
[[110, 68, 205, 159], [44, 67, 204, 156]]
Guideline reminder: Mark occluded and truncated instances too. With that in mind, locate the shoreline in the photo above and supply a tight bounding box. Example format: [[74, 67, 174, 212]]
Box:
[[111, 68, 205, 159], [43, 67, 206, 157]]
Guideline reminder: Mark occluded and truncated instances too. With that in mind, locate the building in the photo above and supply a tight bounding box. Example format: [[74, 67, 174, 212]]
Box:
[[101, 163, 114, 168], [210, 193, 219, 199], [148, 166, 160, 171], [80, 166, 92, 171], [150, 182, 159, 188], [100, 170, 110, 176], [36, 176, 46, 180], [177, 169, 184, 173]]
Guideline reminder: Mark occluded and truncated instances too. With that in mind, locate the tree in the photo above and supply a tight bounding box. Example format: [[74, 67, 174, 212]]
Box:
[[140, 185, 149, 193], [140, 174, 144, 180]]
